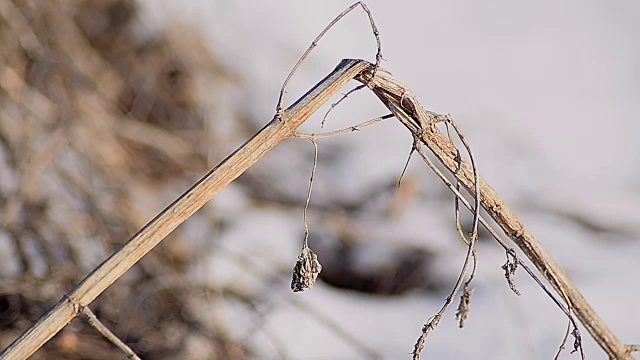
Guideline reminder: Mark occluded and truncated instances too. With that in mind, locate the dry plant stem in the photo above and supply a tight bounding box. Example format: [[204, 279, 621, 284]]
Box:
[[556, 321, 573, 360], [414, 143, 577, 317], [302, 139, 319, 248], [0, 58, 369, 360], [453, 187, 478, 328], [1, 56, 629, 359], [290, 139, 322, 292], [448, 117, 481, 247], [411, 209, 476, 358], [454, 183, 478, 285], [414, 128, 585, 358], [377, 75, 585, 359], [410, 116, 482, 352], [397, 147, 414, 187], [447, 119, 480, 328], [80, 306, 141, 360], [413, 126, 587, 358], [321, 84, 366, 127], [354, 63, 622, 358], [410, 138, 479, 359], [555, 278, 583, 358]]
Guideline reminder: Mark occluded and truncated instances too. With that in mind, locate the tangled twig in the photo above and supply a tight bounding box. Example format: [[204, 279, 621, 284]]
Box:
[[276, 1, 382, 123]]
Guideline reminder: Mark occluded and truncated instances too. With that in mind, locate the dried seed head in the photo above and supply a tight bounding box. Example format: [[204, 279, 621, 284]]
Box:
[[291, 247, 322, 292], [455, 286, 474, 328], [502, 256, 521, 296]]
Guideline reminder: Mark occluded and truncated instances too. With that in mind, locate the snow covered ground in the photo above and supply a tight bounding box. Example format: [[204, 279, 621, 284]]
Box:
[[137, 1, 640, 358]]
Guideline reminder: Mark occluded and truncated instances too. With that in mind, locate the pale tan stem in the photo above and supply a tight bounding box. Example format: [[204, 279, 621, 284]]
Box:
[[0, 59, 368, 360]]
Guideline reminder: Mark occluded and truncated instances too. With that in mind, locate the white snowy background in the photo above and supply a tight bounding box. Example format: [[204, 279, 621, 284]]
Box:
[[136, 1, 639, 359]]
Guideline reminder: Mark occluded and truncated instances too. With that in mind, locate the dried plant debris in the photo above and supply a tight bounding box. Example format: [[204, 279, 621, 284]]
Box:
[[0, 0, 244, 358], [502, 252, 521, 296], [291, 247, 323, 292], [455, 286, 473, 328]]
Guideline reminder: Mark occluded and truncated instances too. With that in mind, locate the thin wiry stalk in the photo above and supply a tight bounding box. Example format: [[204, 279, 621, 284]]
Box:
[[276, 2, 382, 120], [406, 125, 584, 359], [352, 63, 605, 358], [445, 117, 480, 329], [555, 320, 573, 360], [81, 306, 141, 360], [411, 142, 478, 359], [321, 84, 366, 127], [294, 113, 393, 140], [302, 139, 319, 249]]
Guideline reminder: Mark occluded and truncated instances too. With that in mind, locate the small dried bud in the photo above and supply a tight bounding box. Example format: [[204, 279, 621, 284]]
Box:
[[291, 247, 322, 292], [455, 286, 474, 328]]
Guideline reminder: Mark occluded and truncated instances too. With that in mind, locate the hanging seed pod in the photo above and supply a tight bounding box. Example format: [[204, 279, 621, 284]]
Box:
[[291, 246, 322, 292]]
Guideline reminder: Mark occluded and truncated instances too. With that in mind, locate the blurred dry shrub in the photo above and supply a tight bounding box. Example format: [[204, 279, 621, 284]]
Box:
[[0, 0, 247, 358], [0, 0, 442, 358]]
